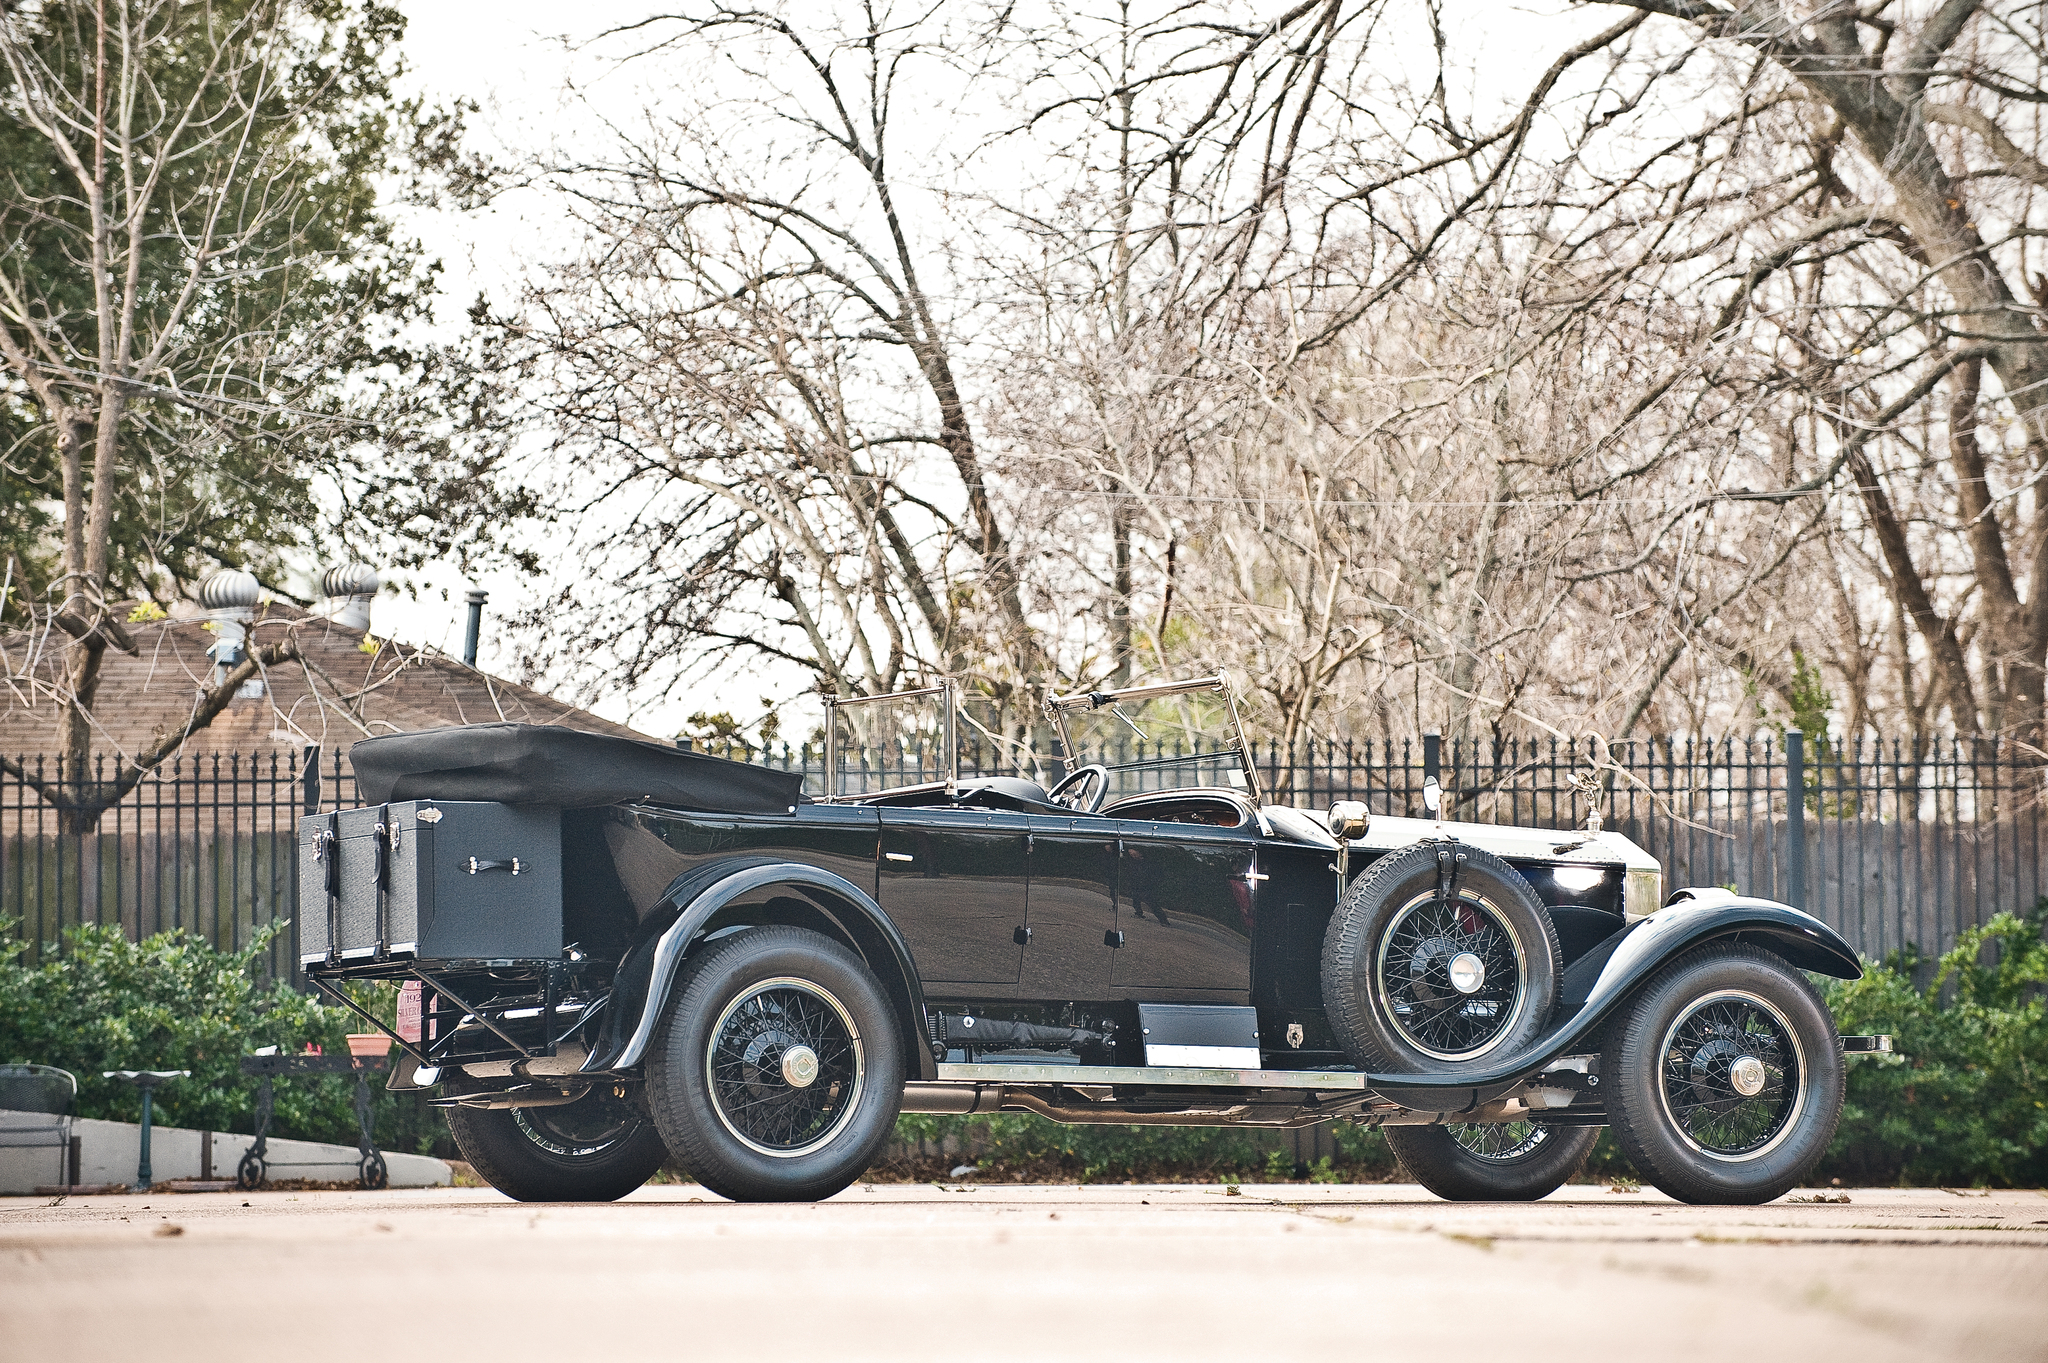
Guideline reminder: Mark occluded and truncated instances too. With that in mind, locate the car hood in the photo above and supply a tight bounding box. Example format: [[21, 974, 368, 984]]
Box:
[[1348, 814, 1659, 871]]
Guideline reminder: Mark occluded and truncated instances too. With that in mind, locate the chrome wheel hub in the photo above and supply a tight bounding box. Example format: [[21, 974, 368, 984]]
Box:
[[782, 1044, 820, 1088], [1447, 951, 1486, 995], [1728, 1054, 1766, 1097]]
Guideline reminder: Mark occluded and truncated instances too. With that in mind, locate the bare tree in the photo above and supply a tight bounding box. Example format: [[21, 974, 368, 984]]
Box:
[[1519, 0, 2048, 738], [479, 0, 2047, 762]]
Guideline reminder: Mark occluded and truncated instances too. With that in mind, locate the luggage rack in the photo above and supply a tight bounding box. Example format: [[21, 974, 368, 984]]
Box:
[[307, 959, 603, 1070]]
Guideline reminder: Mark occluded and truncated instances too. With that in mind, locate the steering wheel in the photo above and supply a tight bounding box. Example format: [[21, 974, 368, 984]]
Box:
[[1047, 764, 1110, 813]]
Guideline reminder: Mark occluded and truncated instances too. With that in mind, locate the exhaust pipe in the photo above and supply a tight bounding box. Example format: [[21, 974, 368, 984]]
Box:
[[431, 1083, 591, 1110], [900, 1083, 1005, 1114]]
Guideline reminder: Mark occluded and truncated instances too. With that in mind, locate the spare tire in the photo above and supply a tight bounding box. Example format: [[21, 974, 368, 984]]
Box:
[[1321, 841, 1560, 1071]]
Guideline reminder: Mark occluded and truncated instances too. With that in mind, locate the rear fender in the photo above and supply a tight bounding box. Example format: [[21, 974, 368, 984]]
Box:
[[1363, 895, 1860, 1110], [581, 858, 933, 1079]]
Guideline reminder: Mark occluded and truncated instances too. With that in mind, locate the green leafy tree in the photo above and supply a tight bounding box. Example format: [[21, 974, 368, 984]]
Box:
[[0, 0, 485, 825]]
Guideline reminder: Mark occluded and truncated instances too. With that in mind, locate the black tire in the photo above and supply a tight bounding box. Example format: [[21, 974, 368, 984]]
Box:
[[1602, 943, 1843, 1205], [444, 1089, 669, 1203], [1387, 1121, 1599, 1201], [646, 925, 904, 1203], [1322, 842, 1561, 1070]]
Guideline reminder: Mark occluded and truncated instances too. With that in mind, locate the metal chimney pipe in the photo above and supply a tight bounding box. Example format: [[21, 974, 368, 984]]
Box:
[[463, 589, 487, 667]]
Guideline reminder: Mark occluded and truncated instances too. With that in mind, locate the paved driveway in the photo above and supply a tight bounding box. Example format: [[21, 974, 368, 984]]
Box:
[[4, 1183, 2044, 1361]]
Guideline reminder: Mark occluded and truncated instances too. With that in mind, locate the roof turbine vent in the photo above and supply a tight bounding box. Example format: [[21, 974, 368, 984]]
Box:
[[197, 567, 261, 614], [197, 567, 261, 668], [321, 562, 380, 632]]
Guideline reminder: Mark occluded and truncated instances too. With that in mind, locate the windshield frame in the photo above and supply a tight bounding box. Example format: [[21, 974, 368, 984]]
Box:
[[818, 680, 957, 802], [1043, 675, 1264, 805]]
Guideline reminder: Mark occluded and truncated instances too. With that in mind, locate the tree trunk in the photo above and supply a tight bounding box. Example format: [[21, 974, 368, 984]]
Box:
[[1845, 443, 1981, 728], [1447, 460, 1511, 744], [1111, 487, 1133, 687], [1946, 359, 2039, 733]]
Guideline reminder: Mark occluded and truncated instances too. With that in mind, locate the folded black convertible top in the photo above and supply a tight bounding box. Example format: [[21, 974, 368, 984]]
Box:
[[349, 723, 802, 813]]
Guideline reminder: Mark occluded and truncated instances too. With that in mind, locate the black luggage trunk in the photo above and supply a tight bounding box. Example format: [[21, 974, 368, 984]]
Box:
[[298, 801, 563, 964]]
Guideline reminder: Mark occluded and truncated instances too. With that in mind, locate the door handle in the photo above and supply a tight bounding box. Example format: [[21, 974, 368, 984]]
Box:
[[884, 852, 914, 863]]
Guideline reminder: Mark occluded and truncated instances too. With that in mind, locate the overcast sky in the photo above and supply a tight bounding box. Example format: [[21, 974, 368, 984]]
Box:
[[364, 4, 610, 684]]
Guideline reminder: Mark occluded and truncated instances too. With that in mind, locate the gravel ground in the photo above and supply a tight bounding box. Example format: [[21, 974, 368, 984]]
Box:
[[4, 1183, 2045, 1361]]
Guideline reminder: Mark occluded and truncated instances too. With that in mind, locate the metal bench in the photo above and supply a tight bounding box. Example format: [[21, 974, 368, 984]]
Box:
[[0, 1065, 79, 1188]]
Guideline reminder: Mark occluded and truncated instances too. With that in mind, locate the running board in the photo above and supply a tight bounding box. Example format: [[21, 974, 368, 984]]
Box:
[[932, 1062, 1368, 1090]]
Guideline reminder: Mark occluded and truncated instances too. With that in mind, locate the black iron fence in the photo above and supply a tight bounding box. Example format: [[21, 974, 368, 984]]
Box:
[[5, 732, 2042, 978], [2, 748, 359, 980]]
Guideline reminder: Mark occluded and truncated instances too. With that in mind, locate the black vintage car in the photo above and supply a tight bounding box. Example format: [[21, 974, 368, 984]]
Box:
[[304, 677, 1887, 1205]]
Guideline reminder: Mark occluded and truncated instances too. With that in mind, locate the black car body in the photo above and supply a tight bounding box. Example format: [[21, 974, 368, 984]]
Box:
[[305, 678, 1887, 1204]]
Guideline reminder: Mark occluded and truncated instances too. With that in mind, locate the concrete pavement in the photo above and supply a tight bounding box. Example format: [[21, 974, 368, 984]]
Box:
[[3, 1182, 2044, 1361]]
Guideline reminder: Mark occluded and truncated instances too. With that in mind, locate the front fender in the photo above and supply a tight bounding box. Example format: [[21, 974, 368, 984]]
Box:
[[581, 859, 930, 1078], [1362, 895, 1860, 1110]]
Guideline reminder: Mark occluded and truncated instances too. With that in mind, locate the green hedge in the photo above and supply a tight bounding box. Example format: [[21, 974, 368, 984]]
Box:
[[1820, 904, 2048, 1186], [891, 1109, 1400, 1184], [5, 906, 2043, 1186], [0, 920, 447, 1157]]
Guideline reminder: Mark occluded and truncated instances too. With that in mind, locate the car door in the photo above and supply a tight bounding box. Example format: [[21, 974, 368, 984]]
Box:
[[877, 806, 1028, 986], [1019, 816, 1119, 999], [1110, 818, 1257, 1002]]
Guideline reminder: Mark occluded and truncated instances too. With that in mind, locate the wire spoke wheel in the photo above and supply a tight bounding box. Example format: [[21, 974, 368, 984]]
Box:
[[1376, 889, 1527, 1059], [513, 1089, 643, 1158], [1325, 843, 1558, 1076], [707, 976, 864, 1158], [1657, 989, 1804, 1161], [446, 1087, 670, 1203], [1449, 1121, 1548, 1163]]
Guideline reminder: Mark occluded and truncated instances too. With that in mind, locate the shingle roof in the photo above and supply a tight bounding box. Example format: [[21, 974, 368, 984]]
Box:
[[0, 601, 655, 764]]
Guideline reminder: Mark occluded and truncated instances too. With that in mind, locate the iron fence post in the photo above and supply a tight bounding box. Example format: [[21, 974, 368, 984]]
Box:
[[301, 745, 319, 817], [1785, 729, 1807, 911]]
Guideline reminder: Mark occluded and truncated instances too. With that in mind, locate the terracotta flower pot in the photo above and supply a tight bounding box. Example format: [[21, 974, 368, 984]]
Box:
[[345, 1033, 390, 1059]]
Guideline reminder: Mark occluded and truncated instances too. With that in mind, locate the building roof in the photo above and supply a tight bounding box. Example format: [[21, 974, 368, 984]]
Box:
[[0, 600, 654, 764]]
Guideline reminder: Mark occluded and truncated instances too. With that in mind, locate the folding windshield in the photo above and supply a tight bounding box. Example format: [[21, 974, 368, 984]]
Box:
[[1045, 676, 1262, 804], [819, 682, 956, 799]]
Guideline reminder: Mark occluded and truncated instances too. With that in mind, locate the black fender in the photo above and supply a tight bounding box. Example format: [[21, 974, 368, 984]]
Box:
[[1362, 893, 1860, 1111], [581, 858, 933, 1079]]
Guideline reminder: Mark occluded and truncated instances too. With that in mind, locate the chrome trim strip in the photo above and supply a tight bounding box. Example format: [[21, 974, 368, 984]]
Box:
[[933, 1062, 1367, 1090], [1144, 1044, 1263, 1068]]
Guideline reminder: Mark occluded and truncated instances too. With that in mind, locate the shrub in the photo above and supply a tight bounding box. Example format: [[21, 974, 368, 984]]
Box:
[[888, 1107, 1402, 1183], [0, 921, 448, 1156], [1822, 904, 2048, 1186]]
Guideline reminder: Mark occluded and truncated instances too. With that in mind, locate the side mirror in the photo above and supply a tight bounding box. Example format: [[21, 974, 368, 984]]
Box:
[[1326, 801, 1370, 841], [1422, 776, 1442, 816]]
